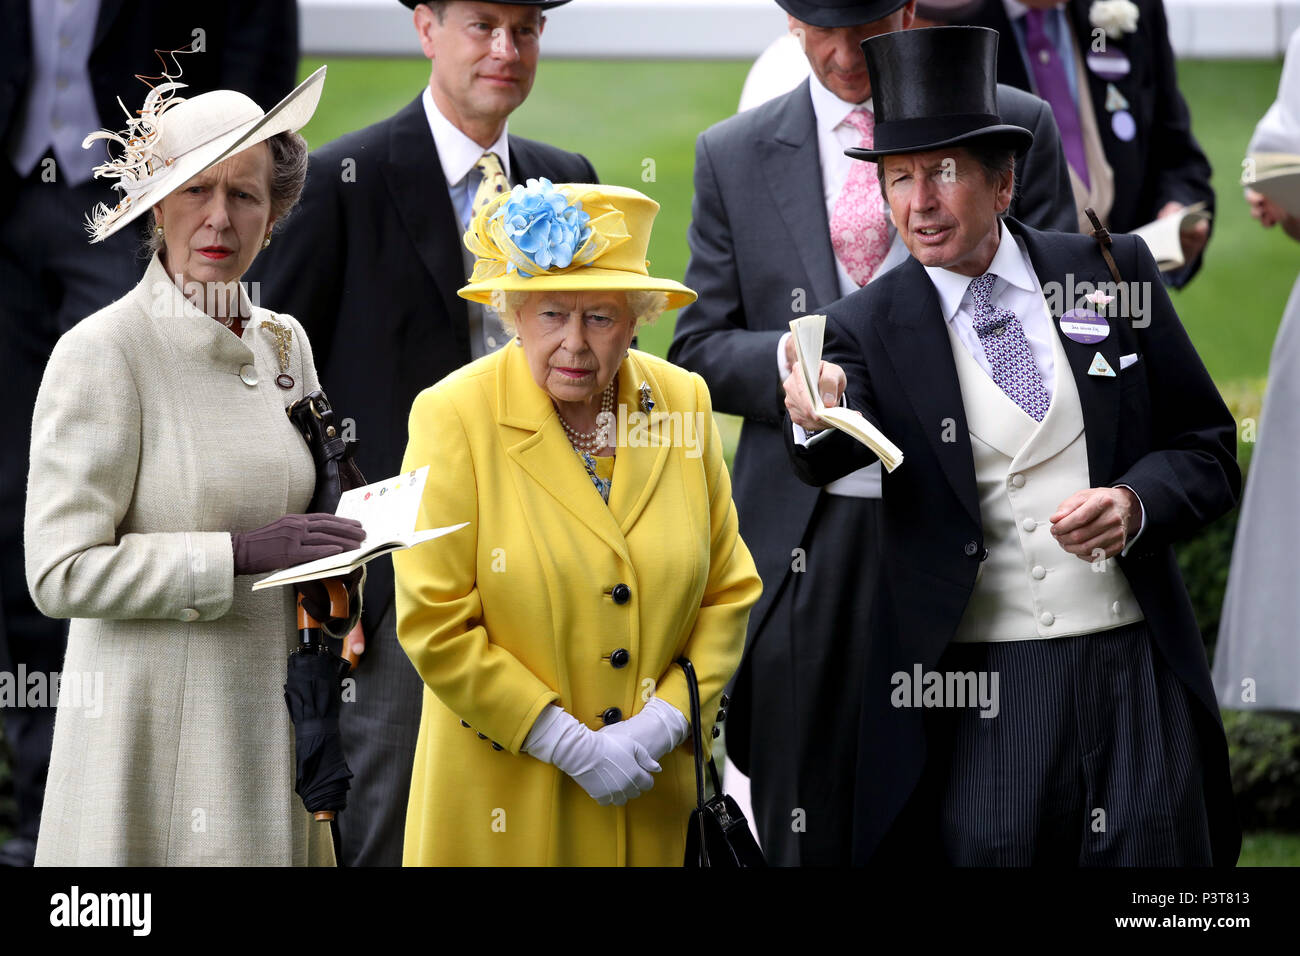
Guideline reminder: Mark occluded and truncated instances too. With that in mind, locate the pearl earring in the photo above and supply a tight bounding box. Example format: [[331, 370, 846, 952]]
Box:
[[262, 235, 272, 249], [154, 225, 164, 238]]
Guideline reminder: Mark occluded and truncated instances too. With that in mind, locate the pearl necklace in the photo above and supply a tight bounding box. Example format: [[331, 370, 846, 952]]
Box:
[[558, 381, 615, 454]]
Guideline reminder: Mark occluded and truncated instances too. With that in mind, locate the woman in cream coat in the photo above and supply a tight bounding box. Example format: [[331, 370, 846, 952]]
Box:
[[394, 182, 761, 866], [24, 68, 364, 865]]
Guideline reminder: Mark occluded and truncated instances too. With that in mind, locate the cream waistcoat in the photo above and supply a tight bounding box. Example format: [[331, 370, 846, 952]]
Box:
[[946, 306, 1143, 642]]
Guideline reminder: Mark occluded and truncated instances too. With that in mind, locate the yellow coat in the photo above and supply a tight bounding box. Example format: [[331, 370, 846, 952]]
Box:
[[393, 343, 761, 866]]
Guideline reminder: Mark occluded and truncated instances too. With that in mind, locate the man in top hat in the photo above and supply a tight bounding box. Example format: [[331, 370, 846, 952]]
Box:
[[248, 0, 595, 867], [937, 0, 1213, 288], [667, 0, 1076, 866], [784, 25, 1240, 866]]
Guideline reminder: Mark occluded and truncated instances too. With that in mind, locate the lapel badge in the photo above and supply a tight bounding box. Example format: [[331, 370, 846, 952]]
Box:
[[1104, 83, 1129, 113], [1088, 352, 1116, 378], [639, 380, 654, 414]]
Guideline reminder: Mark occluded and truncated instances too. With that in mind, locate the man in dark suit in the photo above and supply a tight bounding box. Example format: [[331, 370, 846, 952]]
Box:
[[784, 25, 1239, 866], [946, 0, 1213, 287], [0, 0, 297, 867], [667, 0, 1075, 866], [248, 0, 595, 867]]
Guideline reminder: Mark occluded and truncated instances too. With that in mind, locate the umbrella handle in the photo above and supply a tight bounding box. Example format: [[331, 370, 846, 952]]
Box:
[[296, 579, 351, 646]]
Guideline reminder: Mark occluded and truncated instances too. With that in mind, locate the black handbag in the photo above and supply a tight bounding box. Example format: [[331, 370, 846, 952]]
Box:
[[286, 389, 367, 514], [678, 657, 766, 868]]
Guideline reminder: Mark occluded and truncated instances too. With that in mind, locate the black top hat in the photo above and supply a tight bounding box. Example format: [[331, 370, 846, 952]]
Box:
[[399, 0, 571, 9], [774, 0, 911, 28], [912, 0, 984, 20], [845, 26, 1033, 163]]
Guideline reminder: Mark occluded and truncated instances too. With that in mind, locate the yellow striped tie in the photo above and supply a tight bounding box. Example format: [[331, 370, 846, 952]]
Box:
[[472, 152, 509, 216]]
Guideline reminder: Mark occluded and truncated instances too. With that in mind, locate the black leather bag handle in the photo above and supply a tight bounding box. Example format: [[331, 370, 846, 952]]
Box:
[[677, 656, 722, 810]]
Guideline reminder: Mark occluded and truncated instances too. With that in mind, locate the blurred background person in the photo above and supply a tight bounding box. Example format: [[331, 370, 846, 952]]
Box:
[[668, 0, 1075, 866], [248, 0, 597, 867], [393, 182, 760, 865], [0, 0, 298, 868], [25, 69, 364, 866], [1214, 27, 1300, 715], [939, 0, 1214, 286]]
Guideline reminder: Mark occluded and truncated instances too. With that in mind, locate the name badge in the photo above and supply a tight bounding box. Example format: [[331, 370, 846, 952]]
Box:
[[1087, 51, 1131, 80], [1060, 309, 1109, 344]]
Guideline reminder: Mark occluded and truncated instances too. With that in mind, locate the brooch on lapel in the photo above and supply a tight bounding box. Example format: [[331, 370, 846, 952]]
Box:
[[638, 381, 654, 414], [1088, 352, 1116, 377], [261, 317, 295, 389]]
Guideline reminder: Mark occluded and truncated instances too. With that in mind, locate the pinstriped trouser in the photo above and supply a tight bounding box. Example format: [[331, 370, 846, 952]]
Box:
[[930, 621, 1213, 866]]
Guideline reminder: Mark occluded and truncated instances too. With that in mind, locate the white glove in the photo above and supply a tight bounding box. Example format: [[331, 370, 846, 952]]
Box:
[[600, 697, 689, 762], [523, 705, 660, 806]]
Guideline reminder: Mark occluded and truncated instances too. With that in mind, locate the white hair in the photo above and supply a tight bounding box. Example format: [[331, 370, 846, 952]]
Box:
[[490, 289, 669, 333]]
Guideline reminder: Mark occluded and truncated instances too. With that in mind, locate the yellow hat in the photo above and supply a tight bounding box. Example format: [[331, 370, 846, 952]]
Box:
[[457, 180, 697, 310]]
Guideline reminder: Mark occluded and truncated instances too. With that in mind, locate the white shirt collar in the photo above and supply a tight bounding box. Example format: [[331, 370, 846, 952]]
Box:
[[923, 220, 1037, 322], [421, 86, 511, 188], [807, 70, 872, 137]]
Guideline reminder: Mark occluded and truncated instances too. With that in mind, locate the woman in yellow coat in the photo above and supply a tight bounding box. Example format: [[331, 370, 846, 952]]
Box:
[[393, 181, 761, 865]]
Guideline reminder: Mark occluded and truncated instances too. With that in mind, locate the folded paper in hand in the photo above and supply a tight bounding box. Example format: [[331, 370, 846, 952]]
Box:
[[1129, 201, 1211, 272], [789, 314, 904, 472], [1243, 152, 1300, 219], [251, 465, 468, 590]]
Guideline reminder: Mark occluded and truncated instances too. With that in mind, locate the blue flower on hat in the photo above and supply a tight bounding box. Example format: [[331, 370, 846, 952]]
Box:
[[497, 178, 592, 277]]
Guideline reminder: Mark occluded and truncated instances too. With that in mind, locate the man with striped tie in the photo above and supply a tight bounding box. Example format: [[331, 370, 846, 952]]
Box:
[[249, 0, 596, 866], [784, 25, 1239, 867], [668, 0, 1075, 866]]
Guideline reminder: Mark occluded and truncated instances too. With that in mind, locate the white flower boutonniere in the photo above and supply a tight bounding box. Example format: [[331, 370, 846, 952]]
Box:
[[1090, 0, 1140, 40], [1085, 290, 1115, 307]]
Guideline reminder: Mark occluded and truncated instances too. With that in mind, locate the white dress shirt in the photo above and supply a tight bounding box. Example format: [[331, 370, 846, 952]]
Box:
[[422, 86, 511, 230]]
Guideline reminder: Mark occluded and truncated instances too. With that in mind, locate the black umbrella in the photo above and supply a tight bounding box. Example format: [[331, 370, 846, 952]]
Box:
[[284, 581, 354, 822]]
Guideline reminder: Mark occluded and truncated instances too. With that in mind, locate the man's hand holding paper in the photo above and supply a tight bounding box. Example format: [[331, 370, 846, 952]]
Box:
[[783, 359, 847, 432]]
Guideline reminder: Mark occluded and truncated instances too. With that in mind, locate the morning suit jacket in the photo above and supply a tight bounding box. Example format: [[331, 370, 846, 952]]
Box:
[[666, 77, 1077, 772], [960, 0, 1214, 286], [0, 0, 297, 207], [785, 217, 1241, 866], [247, 95, 596, 639]]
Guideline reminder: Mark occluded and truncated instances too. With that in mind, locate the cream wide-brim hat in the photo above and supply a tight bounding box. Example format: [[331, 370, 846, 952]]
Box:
[[83, 66, 327, 243]]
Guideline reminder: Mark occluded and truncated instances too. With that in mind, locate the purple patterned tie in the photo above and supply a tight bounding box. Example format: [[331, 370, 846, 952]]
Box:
[[968, 272, 1051, 422], [1023, 9, 1090, 190]]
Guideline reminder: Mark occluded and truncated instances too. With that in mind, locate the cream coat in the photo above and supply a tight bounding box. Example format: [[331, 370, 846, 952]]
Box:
[[25, 254, 338, 865], [394, 343, 761, 866]]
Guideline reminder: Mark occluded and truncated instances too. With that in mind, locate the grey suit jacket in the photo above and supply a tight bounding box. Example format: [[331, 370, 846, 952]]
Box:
[[666, 78, 1076, 771]]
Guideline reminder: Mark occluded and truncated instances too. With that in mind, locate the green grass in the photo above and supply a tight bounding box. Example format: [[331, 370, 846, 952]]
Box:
[[1239, 830, 1300, 866], [1168, 59, 1296, 385]]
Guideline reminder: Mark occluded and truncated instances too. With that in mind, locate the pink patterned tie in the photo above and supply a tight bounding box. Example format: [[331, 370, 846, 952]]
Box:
[[830, 108, 891, 287]]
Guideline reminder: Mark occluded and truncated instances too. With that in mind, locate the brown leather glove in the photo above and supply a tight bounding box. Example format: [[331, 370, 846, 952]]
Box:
[[231, 514, 365, 575]]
